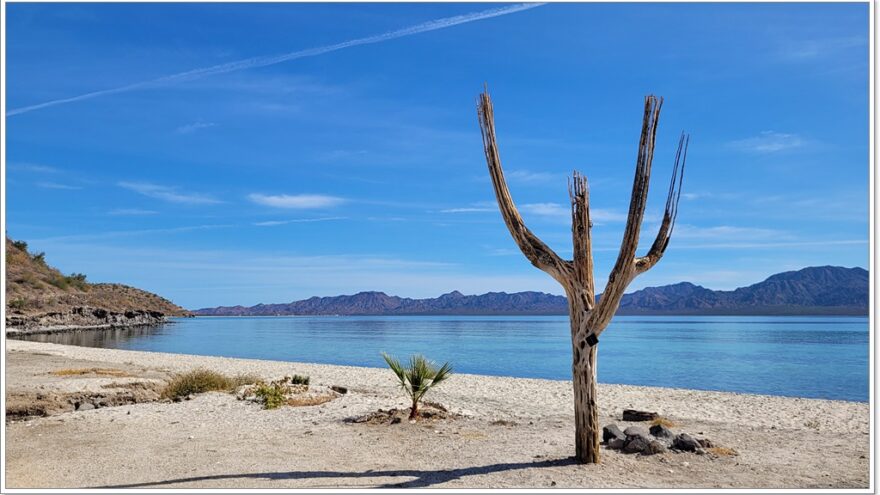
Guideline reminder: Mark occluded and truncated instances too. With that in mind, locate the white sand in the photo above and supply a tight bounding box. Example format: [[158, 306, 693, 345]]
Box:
[[3, 340, 870, 489]]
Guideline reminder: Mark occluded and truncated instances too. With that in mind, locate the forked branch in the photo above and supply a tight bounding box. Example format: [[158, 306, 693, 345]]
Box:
[[477, 91, 572, 285], [590, 96, 688, 333], [635, 133, 688, 274]]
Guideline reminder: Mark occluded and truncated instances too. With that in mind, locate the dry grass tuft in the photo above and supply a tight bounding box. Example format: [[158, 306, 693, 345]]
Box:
[[161, 369, 260, 400], [286, 394, 335, 407], [650, 417, 676, 428], [50, 368, 132, 377], [708, 447, 738, 457]]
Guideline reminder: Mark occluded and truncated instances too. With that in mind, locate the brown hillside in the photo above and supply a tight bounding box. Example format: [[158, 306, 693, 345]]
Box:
[[5, 237, 189, 323]]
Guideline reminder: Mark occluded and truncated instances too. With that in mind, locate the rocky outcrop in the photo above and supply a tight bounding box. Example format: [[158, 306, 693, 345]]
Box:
[[6, 307, 170, 336]]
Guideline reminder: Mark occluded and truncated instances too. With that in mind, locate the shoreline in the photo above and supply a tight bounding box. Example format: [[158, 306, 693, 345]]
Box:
[[4, 340, 870, 488], [9, 331, 868, 404]]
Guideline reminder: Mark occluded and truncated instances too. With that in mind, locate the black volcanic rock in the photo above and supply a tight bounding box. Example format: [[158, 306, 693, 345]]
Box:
[[193, 266, 867, 316]]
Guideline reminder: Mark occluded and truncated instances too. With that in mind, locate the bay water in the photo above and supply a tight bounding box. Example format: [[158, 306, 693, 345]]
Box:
[[16, 315, 869, 402]]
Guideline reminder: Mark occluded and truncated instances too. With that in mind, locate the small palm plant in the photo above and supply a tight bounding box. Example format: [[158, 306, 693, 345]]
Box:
[[381, 352, 453, 419]]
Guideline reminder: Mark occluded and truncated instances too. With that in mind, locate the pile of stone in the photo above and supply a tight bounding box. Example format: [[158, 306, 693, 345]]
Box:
[[602, 423, 716, 456]]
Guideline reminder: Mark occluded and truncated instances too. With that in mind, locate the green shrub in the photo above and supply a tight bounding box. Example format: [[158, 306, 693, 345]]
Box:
[[11, 240, 27, 251], [32, 252, 46, 265], [65, 273, 89, 290], [254, 382, 288, 409], [47, 275, 69, 290], [9, 298, 29, 311], [251, 375, 310, 409], [289, 374, 310, 386]]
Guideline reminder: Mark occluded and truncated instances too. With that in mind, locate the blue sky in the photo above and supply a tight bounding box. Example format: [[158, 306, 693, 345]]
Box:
[[5, 2, 869, 309]]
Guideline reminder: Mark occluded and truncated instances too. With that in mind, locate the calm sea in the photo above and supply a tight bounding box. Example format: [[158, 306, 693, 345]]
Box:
[[15, 315, 869, 402]]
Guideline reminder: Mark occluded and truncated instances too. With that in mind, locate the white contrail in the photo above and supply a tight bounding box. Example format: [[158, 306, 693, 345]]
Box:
[[7, 3, 545, 117]]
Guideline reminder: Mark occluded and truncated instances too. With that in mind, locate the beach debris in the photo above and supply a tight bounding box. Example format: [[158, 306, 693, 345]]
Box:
[[697, 438, 715, 449], [603, 422, 724, 458], [608, 438, 626, 450], [623, 409, 659, 422], [603, 424, 626, 443], [490, 419, 518, 427], [650, 424, 674, 439], [623, 436, 650, 454], [624, 425, 650, 439], [672, 433, 701, 452], [330, 385, 348, 395], [345, 405, 458, 425], [644, 440, 668, 455]]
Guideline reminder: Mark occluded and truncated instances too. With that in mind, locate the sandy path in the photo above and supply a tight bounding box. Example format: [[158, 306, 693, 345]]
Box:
[[3, 340, 870, 489]]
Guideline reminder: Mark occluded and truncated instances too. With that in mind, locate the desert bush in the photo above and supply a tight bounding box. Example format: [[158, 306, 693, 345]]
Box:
[[161, 369, 251, 399], [382, 353, 452, 419], [11, 240, 28, 251], [254, 382, 288, 409], [9, 298, 29, 311], [32, 252, 46, 265], [47, 275, 69, 290], [288, 374, 310, 386], [65, 273, 89, 290], [250, 375, 310, 409]]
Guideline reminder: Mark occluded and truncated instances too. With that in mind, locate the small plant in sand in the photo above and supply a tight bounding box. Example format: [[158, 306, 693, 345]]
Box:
[[382, 353, 452, 419], [252, 375, 310, 409]]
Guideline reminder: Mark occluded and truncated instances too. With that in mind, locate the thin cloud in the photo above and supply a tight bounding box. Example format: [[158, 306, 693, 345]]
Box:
[[778, 36, 866, 61], [35, 182, 81, 190], [7, 3, 545, 117], [11, 163, 59, 173], [254, 217, 346, 226], [729, 131, 805, 153], [521, 202, 626, 223], [441, 207, 496, 213], [175, 121, 217, 134], [118, 181, 222, 205], [108, 208, 159, 216], [248, 193, 346, 209], [507, 169, 558, 183], [31, 224, 234, 242]]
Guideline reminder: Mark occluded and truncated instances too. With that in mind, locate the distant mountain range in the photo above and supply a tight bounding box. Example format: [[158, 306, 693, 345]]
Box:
[[193, 266, 869, 316]]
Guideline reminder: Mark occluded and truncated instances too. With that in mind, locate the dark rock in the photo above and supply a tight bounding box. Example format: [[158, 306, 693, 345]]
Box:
[[603, 424, 626, 443], [624, 425, 649, 439], [650, 424, 673, 439], [673, 433, 701, 452], [608, 438, 626, 450], [623, 409, 658, 422], [390, 416, 402, 424], [643, 440, 667, 455], [331, 385, 348, 394], [623, 436, 650, 454], [697, 438, 715, 448]]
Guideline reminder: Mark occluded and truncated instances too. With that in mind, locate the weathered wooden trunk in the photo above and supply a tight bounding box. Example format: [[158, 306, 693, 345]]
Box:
[[477, 90, 687, 464], [572, 325, 600, 462]]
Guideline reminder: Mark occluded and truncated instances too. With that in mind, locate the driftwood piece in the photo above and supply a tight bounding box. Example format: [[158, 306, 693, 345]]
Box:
[[477, 89, 688, 464]]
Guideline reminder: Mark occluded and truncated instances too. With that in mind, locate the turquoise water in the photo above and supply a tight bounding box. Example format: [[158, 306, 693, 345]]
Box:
[[17, 315, 869, 402]]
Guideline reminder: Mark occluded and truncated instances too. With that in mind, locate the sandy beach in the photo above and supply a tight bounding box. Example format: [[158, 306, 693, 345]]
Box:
[[3, 339, 870, 489]]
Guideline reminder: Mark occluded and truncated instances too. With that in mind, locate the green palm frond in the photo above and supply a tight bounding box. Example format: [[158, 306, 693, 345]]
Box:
[[381, 353, 453, 411]]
